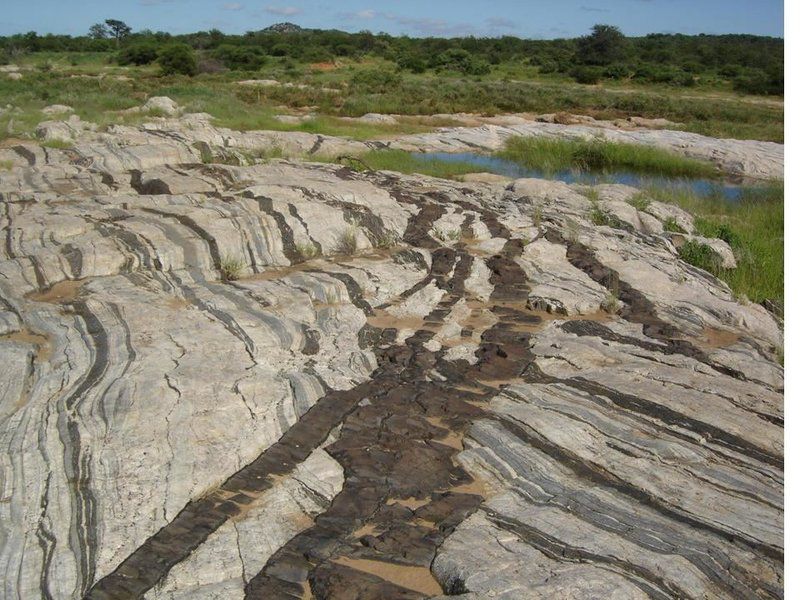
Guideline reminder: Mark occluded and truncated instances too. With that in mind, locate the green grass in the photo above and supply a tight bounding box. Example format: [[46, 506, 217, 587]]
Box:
[[344, 149, 485, 179], [0, 57, 784, 143], [497, 136, 719, 178], [40, 139, 74, 149], [645, 181, 783, 308]]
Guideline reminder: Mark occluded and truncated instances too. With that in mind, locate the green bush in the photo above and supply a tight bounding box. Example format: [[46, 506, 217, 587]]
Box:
[[117, 42, 159, 66], [157, 43, 198, 76], [734, 67, 783, 95], [538, 60, 559, 74], [603, 63, 633, 80], [397, 53, 427, 73], [570, 66, 603, 84], [435, 48, 491, 75], [213, 44, 266, 71], [349, 69, 402, 92]]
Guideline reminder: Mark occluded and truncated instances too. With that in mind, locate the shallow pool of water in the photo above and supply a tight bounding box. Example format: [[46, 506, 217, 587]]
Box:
[[410, 151, 747, 201]]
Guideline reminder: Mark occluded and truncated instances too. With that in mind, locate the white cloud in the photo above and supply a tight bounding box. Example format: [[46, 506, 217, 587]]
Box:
[[486, 17, 516, 30], [223, 2, 244, 10], [264, 5, 302, 16]]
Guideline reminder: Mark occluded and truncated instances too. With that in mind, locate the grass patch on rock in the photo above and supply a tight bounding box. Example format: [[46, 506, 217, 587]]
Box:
[[497, 136, 719, 178], [338, 149, 485, 179], [647, 181, 783, 309]]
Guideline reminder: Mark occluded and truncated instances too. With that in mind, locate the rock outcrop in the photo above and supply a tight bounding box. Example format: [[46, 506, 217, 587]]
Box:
[[0, 115, 783, 599]]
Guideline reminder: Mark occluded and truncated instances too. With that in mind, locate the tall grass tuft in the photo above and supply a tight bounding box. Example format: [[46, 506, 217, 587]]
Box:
[[497, 137, 719, 178], [646, 180, 783, 309]]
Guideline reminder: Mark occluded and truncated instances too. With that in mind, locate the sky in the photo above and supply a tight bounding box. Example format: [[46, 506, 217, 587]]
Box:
[[0, 0, 784, 38]]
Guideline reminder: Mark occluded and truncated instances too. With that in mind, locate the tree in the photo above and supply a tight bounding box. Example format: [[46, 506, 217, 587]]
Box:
[[104, 19, 132, 45], [157, 44, 198, 76], [577, 24, 629, 66], [88, 23, 109, 39]]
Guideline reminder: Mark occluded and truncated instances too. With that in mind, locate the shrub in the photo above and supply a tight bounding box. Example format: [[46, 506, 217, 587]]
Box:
[[397, 53, 427, 73], [435, 48, 491, 75], [603, 63, 633, 80], [117, 42, 159, 66], [213, 44, 267, 72], [538, 60, 559, 74], [157, 43, 198, 76], [570, 66, 602, 84], [349, 69, 402, 93], [733, 67, 783, 95]]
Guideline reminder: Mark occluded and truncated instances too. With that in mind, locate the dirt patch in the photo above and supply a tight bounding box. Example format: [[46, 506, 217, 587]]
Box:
[[310, 62, 338, 71], [27, 279, 87, 304], [332, 557, 444, 596], [0, 330, 52, 362], [694, 326, 741, 350]]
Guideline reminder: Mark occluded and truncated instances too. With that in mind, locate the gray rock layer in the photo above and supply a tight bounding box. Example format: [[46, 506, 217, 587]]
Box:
[[0, 118, 783, 600]]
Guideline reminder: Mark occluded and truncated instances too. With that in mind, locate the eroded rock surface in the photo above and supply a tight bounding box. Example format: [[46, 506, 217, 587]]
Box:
[[0, 118, 783, 599]]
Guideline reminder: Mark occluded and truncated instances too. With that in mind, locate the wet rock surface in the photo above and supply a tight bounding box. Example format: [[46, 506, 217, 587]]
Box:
[[0, 116, 783, 599]]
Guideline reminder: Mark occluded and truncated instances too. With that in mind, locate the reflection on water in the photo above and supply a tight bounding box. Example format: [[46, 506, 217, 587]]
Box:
[[410, 151, 748, 201]]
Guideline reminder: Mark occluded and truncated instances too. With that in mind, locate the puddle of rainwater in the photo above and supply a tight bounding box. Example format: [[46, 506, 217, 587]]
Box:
[[411, 151, 753, 201]]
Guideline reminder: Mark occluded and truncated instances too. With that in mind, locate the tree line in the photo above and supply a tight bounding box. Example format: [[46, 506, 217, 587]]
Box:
[[0, 21, 783, 95]]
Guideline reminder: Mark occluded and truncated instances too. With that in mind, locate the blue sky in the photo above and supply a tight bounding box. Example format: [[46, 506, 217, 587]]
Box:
[[0, 0, 784, 38]]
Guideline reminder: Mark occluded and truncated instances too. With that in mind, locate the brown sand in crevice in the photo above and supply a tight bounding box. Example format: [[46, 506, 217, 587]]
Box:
[[0, 330, 53, 361], [448, 474, 495, 499], [387, 497, 431, 511], [425, 416, 464, 450], [299, 580, 312, 600], [164, 296, 191, 310], [352, 523, 381, 538], [367, 309, 430, 333], [332, 557, 444, 596], [693, 326, 741, 350], [241, 260, 320, 282], [27, 279, 87, 304]]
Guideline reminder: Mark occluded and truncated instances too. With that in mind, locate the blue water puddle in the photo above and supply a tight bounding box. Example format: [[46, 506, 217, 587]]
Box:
[[410, 151, 746, 201]]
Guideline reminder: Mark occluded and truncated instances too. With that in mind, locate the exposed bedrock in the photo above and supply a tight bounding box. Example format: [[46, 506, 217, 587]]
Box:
[[0, 121, 783, 599], [13, 106, 783, 180]]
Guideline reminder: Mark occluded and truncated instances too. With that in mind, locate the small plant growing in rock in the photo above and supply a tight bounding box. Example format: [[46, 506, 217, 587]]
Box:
[[601, 292, 621, 314], [372, 231, 400, 249], [324, 288, 339, 305], [565, 218, 581, 243], [41, 139, 74, 149], [296, 242, 320, 261], [589, 202, 612, 226], [663, 217, 686, 233], [532, 205, 543, 228], [336, 227, 359, 255], [0, 160, 13, 171], [678, 240, 723, 274], [220, 255, 245, 281], [628, 192, 651, 211], [579, 187, 600, 202], [601, 272, 621, 313], [446, 229, 462, 241]]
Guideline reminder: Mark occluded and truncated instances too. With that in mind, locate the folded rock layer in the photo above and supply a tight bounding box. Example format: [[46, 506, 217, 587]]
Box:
[[0, 120, 783, 599]]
